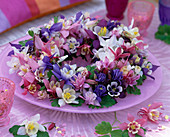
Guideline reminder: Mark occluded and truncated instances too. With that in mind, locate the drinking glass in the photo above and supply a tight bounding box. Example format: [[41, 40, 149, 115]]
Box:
[[0, 77, 15, 126], [127, 0, 155, 35], [159, 0, 170, 25]]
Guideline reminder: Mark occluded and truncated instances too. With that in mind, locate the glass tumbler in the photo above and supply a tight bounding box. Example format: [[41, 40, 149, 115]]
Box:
[[0, 77, 15, 126], [127, 0, 155, 35], [159, 0, 170, 25]]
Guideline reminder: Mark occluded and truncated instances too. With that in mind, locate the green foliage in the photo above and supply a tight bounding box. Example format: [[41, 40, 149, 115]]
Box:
[[14, 135, 29, 137], [37, 131, 49, 137], [86, 65, 96, 79], [155, 24, 170, 44], [122, 130, 129, 137], [9, 125, 22, 135], [69, 98, 85, 107], [89, 95, 117, 109], [50, 98, 60, 107], [126, 85, 141, 95], [110, 130, 123, 137], [19, 40, 31, 47], [47, 70, 53, 80], [54, 16, 58, 23], [39, 86, 46, 91], [95, 121, 112, 134], [28, 30, 34, 37], [136, 75, 147, 85]]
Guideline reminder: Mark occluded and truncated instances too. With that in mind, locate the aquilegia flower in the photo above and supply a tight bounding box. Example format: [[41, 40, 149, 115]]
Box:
[[138, 102, 163, 123], [119, 113, 146, 137], [67, 37, 80, 53], [110, 69, 123, 85], [95, 72, 106, 83], [94, 84, 107, 103], [17, 114, 45, 137], [107, 81, 123, 97]]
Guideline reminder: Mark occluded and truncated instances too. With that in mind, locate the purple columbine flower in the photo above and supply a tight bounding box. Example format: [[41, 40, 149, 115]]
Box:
[[111, 69, 123, 85], [95, 72, 106, 83], [75, 11, 83, 22], [107, 82, 123, 97], [107, 20, 121, 31], [42, 56, 53, 73], [94, 84, 107, 103]]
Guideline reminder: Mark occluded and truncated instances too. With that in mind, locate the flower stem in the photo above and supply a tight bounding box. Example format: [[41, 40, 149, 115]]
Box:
[[112, 112, 122, 126], [42, 122, 53, 125]]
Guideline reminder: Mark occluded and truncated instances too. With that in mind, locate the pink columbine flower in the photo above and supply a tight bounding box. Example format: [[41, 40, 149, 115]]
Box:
[[138, 102, 163, 123], [77, 44, 92, 56], [119, 113, 146, 137], [71, 73, 90, 91], [123, 70, 140, 87]]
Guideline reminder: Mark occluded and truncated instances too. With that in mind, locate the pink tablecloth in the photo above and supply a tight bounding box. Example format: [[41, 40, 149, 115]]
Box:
[[1, 9, 170, 137]]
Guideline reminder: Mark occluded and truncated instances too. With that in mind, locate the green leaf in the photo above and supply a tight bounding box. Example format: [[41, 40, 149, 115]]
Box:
[[136, 75, 147, 85], [69, 98, 85, 107], [19, 40, 30, 47], [54, 16, 58, 23], [141, 127, 146, 134], [28, 30, 34, 37], [14, 135, 29, 137], [39, 86, 46, 91], [88, 104, 102, 109], [110, 130, 123, 137], [95, 121, 112, 134], [47, 70, 53, 79], [37, 131, 49, 137], [135, 134, 142, 137], [122, 130, 129, 137], [50, 98, 60, 107], [126, 85, 141, 95], [21, 85, 24, 89], [9, 125, 21, 135], [100, 135, 110, 137], [100, 95, 117, 108], [155, 25, 170, 44], [86, 65, 96, 79]]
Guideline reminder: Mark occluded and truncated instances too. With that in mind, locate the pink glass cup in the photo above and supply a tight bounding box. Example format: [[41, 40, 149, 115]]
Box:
[[0, 77, 15, 126], [127, 0, 155, 35]]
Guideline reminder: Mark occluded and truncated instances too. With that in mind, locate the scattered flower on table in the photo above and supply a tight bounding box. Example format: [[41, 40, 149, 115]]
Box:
[[7, 12, 159, 108]]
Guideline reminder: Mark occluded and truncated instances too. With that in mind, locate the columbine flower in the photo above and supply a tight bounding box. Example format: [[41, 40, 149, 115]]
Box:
[[67, 37, 80, 53], [34, 67, 48, 82], [123, 18, 140, 38], [93, 26, 110, 38], [95, 57, 115, 70], [93, 84, 107, 103], [107, 82, 123, 97], [95, 72, 106, 83], [134, 66, 143, 76], [18, 64, 30, 77], [71, 73, 90, 91], [7, 57, 20, 74], [110, 69, 123, 85], [77, 67, 89, 77], [138, 102, 163, 123], [119, 113, 146, 137], [78, 44, 92, 55], [17, 114, 46, 137], [56, 85, 79, 107], [60, 64, 77, 80], [37, 90, 48, 100], [81, 87, 100, 106]]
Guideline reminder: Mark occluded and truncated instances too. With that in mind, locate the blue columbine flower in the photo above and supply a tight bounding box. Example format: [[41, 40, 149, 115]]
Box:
[[95, 72, 106, 83], [94, 84, 107, 103], [107, 82, 123, 97], [111, 69, 123, 85]]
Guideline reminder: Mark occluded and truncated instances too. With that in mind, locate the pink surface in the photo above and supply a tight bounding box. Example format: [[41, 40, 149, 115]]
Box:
[[0, 43, 162, 114], [1, 9, 170, 137]]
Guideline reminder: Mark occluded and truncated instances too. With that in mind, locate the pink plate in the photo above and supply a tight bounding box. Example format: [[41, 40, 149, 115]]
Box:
[[0, 36, 162, 114]]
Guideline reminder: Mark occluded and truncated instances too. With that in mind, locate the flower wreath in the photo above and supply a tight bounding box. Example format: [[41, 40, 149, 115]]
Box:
[[7, 12, 159, 108]]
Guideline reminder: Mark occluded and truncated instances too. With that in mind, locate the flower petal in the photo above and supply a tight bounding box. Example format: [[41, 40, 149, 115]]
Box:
[[128, 132, 135, 137], [118, 122, 128, 130], [56, 87, 62, 98], [17, 127, 26, 135], [149, 102, 163, 110], [30, 134, 37, 137], [136, 119, 146, 126], [21, 119, 28, 125], [30, 114, 40, 122], [127, 113, 135, 122], [58, 99, 66, 107], [39, 124, 46, 132], [137, 128, 145, 137]]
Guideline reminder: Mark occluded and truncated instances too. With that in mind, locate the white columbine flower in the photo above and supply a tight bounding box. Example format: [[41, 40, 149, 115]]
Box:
[[123, 18, 140, 38], [60, 64, 77, 79], [67, 37, 80, 53], [56, 85, 79, 107], [17, 114, 45, 137], [135, 66, 143, 76], [142, 61, 153, 75], [34, 67, 48, 82], [7, 57, 20, 74], [93, 26, 111, 38]]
